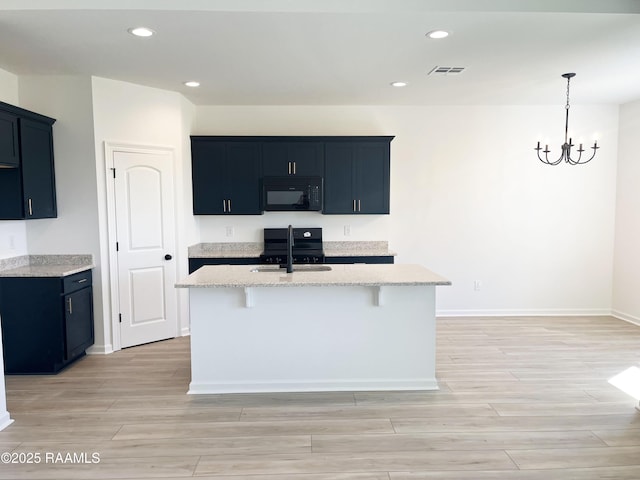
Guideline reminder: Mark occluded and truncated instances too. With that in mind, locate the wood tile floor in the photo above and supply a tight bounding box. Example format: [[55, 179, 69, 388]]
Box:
[[1, 316, 639, 479]]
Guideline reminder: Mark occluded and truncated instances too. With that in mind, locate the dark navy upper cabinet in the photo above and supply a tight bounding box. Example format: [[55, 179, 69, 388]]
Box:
[[191, 137, 262, 215], [190, 135, 392, 216], [0, 101, 57, 220], [262, 139, 324, 176], [0, 110, 19, 168], [323, 137, 392, 214], [20, 118, 57, 218]]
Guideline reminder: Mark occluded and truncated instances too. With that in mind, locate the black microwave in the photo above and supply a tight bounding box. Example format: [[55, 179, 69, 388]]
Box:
[[262, 176, 323, 211]]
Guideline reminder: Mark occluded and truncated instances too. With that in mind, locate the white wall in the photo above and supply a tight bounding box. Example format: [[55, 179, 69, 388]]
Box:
[[194, 104, 618, 315], [91, 77, 197, 349], [0, 67, 27, 260], [0, 67, 18, 104], [18, 75, 105, 346], [612, 100, 640, 325]]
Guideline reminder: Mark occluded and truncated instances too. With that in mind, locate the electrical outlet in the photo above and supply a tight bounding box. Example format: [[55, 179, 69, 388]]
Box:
[[344, 225, 351, 236], [474, 280, 482, 291], [225, 226, 234, 237]]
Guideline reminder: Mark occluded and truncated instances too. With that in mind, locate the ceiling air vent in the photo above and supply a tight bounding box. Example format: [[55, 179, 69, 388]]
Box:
[[428, 66, 466, 76]]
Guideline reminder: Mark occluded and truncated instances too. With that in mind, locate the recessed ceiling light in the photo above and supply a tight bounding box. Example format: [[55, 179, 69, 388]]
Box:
[[390, 81, 408, 87], [426, 30, 449, 39], [128, 27, 155, 37], [184, 81, 200, 88]]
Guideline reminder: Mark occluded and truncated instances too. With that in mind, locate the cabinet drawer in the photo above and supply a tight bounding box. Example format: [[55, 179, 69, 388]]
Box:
[[63, 269, 92, 294]]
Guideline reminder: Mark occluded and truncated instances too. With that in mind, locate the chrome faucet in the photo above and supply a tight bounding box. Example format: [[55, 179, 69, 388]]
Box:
[[286, 224, 294, 273]]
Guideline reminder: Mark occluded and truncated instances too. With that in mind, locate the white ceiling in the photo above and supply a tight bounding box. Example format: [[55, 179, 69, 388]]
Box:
[[1, 0, 640, 106]]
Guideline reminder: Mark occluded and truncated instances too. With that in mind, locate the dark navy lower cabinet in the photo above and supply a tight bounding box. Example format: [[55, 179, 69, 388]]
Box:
[[189, 257, 261, 273], [325, 256, 394, 264], [188, 256, 393, 274], [0, 270, 94, 374]]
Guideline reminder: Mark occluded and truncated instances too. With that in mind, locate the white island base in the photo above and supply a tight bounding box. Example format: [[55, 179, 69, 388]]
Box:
[[187, 283, 438, 394]]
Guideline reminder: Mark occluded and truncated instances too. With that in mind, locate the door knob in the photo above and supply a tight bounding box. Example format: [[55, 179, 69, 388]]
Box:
[[164, 254, 173, 260]]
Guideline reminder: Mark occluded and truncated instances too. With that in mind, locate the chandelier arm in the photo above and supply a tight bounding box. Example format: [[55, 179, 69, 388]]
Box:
[[566, 152, 581, 165], [567, 142, 599, 165], [579, 145, 599, 165], [535, 73, 599, 166], [536, 148, 563, 165]]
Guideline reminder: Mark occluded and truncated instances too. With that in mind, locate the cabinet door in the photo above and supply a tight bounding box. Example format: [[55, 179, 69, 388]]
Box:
[[64, 286, 94, 361], [323, 142, 355, 214], [354, 142, 390, 214], [191, 139, 228, 214], [262, 141, 324, 176], [227, 142, 262, 214], [19, 118, 57, 218], [0, 110, 19, 168], [262, 142, 289, 175], [0, 277, 64, 374]]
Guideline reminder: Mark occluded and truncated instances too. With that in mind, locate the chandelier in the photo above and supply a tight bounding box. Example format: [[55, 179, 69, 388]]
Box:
[[535, 73, 599, 165]]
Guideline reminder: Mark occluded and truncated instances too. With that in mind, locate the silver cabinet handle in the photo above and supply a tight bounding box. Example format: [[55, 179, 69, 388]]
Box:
[[288, 162, 291, 175], [353, 199, 356, 212], [67, 297, 73, 314], [76, 278, 88, 284], [28, 198, 33, 216], [228, 199, 231, 212], [223, 200, 226, 213], [358, 199, 361, 212], [293, 162, 296, 175]]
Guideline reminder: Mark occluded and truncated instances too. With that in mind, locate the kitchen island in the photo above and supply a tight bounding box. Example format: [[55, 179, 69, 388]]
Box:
[[176, 264, 450, 394]]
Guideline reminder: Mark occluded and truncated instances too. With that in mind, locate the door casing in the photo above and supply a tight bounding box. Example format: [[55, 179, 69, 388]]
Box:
[[104, 142, 178, 351]]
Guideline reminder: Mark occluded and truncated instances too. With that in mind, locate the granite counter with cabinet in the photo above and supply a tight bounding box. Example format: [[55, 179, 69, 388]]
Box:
[[177, 263, 449, 394], [0, 255, 95, 374], [188, 241, 396, 272]]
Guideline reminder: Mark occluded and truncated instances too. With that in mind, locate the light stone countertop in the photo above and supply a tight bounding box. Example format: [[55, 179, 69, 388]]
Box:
[[188, 241, 396, 258], [188, 243, 262, 258], [0, 255, 94, 277], [324, 241, 396, 257], [176, 263, 450, 288]]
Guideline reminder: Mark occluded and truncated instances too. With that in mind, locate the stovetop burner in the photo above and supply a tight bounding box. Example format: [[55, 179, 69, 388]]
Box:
[[260, 227, 325, 265]]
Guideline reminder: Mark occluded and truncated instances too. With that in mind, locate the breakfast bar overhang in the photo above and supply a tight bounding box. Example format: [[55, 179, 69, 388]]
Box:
[[176, 264, 451, 394]]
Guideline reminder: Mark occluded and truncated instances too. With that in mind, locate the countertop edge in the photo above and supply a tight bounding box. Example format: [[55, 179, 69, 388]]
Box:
[[0, 254, 94, 278], [175, 264, 451, 289]]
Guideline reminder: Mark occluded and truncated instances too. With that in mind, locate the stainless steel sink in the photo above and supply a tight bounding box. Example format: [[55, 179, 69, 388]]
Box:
[[250, 265, 332, 273]]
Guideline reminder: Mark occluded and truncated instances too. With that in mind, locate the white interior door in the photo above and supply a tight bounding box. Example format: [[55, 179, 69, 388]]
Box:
[[113, 149, 177, 348]]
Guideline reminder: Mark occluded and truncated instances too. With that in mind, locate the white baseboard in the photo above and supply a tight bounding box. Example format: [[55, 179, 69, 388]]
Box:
[[436, 308, 612, 317], [611, 310, 640, 327], [86, 344, 114, 355], [180, 327, 191, 337], [0, 412, 14, 431], [188, 378, 440, 395]]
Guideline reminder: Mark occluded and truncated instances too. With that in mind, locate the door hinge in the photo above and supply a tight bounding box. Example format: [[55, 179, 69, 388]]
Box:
[[119, 313, 122, 323], [111, 168, 116, 178], [116, 242, 119, 251]]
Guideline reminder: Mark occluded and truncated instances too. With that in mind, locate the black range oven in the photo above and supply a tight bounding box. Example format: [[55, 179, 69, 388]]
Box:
[[260, 227, 325, 265]]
